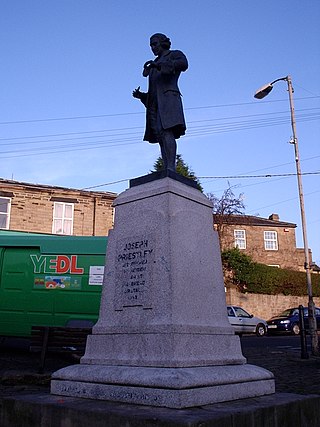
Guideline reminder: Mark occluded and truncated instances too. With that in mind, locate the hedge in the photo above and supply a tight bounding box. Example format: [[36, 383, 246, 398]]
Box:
[[221, 248, 320, 296]]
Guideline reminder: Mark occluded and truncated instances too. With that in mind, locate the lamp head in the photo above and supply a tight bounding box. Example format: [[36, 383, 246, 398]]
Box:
[[254, 83, 273, 99]]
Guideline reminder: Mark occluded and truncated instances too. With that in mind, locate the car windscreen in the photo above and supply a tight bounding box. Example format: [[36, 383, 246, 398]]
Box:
[[278, 308, 298, 317]]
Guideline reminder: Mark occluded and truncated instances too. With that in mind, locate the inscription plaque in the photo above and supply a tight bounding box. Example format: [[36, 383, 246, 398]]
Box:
[[114, 236, 155, 310]]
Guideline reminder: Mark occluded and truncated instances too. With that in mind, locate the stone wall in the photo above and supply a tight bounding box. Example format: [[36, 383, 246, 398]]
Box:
[[226, 286, 320, 320]]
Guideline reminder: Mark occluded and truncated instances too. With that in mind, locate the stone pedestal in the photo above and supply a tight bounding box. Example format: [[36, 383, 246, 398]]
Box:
[[51, 177, 274, 408]]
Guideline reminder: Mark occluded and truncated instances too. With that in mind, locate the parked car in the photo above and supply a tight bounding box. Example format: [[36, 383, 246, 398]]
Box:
[[227, 305, 268, 337], [267, 307, 320, 335]]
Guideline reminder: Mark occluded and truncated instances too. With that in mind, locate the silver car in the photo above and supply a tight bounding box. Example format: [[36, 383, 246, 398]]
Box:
[[227, 305, 267, 337]]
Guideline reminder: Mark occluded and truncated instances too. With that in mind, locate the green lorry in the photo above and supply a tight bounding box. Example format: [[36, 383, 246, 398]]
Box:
[[0, 231, 107, 337]]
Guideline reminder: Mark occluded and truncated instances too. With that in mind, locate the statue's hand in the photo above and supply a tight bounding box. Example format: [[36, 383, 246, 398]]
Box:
[[144, 60, 159, 70], [143, 60, 160, 76], [132, 86, 142, 99]]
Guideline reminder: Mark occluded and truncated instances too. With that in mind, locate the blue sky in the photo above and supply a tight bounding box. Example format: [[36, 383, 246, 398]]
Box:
[[1, 1, 320, 263]]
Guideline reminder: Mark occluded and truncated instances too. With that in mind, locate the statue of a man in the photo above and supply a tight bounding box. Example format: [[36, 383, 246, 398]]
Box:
[[133, 33, 188, 172]]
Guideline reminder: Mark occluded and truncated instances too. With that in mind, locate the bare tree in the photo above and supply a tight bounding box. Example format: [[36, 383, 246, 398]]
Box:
[[207, 184, 245, 246]]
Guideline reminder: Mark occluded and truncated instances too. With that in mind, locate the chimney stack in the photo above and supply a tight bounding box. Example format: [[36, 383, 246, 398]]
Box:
[[269, 213, 279, 221]]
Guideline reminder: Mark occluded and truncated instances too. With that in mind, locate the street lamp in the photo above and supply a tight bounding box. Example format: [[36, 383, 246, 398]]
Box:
[[254, 75, 319, 355]]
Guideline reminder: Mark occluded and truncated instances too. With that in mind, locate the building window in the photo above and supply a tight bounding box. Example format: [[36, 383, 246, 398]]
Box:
[[234, 230, 246, 249], [0, 197, 11, 229], [52, 202, 74, 235], [264, 231, 278, 250]]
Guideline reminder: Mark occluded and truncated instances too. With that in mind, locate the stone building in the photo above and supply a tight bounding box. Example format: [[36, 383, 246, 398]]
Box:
[[214, 213, 312, 272], [0, 179, 116, 236], [1, 178, 315, 273]]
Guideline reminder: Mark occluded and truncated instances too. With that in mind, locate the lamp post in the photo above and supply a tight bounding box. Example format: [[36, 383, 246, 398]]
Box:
[[254, 75, 319, 355]]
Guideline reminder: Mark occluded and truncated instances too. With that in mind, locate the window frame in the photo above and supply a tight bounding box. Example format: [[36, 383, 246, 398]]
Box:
[[264, 230, 278, 251], [0, 196, 11, 229], [234, 229, 246, 249], [52, 201, 74, 235]]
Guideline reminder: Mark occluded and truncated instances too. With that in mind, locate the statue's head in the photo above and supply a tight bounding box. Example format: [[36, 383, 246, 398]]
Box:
[[150, 33, 171, 50]]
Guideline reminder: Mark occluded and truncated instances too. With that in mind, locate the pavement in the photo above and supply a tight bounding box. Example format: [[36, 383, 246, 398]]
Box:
[[0, 337, 73, 397], [1, 335, 320, 426], [1, 334, 320, 397], [241, 336, 320, 395]]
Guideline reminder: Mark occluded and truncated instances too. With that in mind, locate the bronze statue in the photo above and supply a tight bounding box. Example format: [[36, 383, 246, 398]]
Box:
[[133, 33, 188, 171]]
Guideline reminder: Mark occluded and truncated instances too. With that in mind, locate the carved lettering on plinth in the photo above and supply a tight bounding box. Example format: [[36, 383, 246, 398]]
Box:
[[115, 236, 155, 310]]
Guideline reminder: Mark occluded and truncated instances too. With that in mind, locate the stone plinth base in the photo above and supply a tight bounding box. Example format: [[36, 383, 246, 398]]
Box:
[[51, 177, 275, 408], [79, 177, 245, 369], [51, 364, 274, 409]]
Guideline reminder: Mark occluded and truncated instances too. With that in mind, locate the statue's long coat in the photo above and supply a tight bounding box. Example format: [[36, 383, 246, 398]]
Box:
[[139, 49, 188, 143]]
